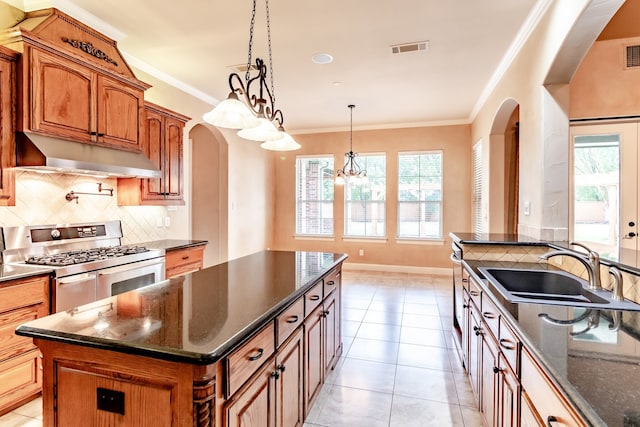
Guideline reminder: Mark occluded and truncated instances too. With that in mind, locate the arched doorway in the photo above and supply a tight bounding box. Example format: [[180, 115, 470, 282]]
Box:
[[489, 99, 520, 234], [190, 124, 228, 267]]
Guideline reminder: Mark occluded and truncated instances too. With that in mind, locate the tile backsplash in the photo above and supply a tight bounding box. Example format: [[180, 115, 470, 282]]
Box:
[[0, 171, 170, 245]]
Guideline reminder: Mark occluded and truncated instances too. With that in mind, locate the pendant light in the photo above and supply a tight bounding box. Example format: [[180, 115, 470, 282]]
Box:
[[335, 104, 367, 185], [202, 0, 300, 151]]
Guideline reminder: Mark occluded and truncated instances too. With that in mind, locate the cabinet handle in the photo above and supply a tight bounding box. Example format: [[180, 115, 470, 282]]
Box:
[[547, 416, 558, 426], [499, 338, 516, 350], [182, 256, 190, 260], [248, 348, 264, 361], [492, 366, 500, 374], [461, 278, 468, 282], [277, 364, 286, 372], [327, 280, 335, 286], [462, 304, 469, 309], [90, 131, 97, 136], [473, 326, 481, 336], [270, 371, 280, 380], [483, 311, 497, 320], [470, 290, 480, 297], [286, 315, 299, 324], [323, 310, 330, 317], [309, 295, 320, 301]]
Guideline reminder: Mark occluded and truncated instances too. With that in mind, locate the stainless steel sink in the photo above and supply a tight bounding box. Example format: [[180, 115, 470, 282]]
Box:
[[478, 267, 640, 311]]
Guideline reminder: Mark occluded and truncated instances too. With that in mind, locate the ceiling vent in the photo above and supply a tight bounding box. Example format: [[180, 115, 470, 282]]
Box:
[[626, 45, 640, 68], [390, 41, 429, 55]]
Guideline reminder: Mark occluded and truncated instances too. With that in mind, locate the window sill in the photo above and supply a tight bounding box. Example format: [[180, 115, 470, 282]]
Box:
[[294, 235, 336, 241], [342, 237, 388, 244], [395, 238, 444, 245]]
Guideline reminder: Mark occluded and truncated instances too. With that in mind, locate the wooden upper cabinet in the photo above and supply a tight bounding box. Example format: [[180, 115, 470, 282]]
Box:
[[26, 47, 143, 150], [117, 102, 190, 206], [0, 46, 18, 206], [1, 8, 149, 151]]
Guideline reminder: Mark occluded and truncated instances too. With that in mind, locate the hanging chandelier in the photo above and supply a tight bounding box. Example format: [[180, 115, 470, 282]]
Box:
[[202, 0, 300, 151], [335, 104, 367, 185]]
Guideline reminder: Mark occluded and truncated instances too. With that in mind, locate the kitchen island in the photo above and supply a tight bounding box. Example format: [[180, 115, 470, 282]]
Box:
[[450, 232, 640, 426], [16, 250, 346, 427]]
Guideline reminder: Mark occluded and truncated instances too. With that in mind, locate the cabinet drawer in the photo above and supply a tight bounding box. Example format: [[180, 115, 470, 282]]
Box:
[[323, 268, 341, 296], [165, 246, 205, 278], [480, 295, 499, 340], [498, 319, 519, 373], [0, 275, 48, 313], [0, 306, 39, 362], [276, 297, 304, 347], [521, 348, 585, 427], [226, 322, 275, 397], [468, 276, 482, 310], [304, 282, 323, 317], [0, 348, 41, 413]]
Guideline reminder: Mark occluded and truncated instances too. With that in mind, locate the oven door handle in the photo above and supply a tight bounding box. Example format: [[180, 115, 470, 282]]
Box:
[[58, 272, 98, 284], [96, 258, 166, 276]]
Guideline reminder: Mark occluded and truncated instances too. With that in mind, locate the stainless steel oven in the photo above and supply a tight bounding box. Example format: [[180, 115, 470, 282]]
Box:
[[1, 221, 166, 313]]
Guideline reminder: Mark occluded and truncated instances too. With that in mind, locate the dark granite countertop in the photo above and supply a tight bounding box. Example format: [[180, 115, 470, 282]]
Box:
[[16, 250, 347, 365], [464, 259, 640, 427], [137, 239, 208, 251], [0, 264, 53, 282]]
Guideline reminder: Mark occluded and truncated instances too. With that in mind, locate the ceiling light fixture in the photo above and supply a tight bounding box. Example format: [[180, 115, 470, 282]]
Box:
[[202, 0, 300, 151], [336, 104, 367, 185]]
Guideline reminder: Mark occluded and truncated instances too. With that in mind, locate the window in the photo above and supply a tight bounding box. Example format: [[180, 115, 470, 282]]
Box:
[[398, 151, 443, 239], [344, 154, 386, 237], [296, 156, 334, 235]]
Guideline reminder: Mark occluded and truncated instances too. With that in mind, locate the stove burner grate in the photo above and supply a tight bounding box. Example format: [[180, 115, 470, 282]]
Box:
[[25, 245, 150, 266]]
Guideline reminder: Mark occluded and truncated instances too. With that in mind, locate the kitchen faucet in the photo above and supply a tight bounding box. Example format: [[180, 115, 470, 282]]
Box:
[[539, 242, 602, 291]]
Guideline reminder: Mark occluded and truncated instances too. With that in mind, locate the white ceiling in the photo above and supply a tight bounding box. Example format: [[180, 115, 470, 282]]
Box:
[[19, 0, 540, 132]]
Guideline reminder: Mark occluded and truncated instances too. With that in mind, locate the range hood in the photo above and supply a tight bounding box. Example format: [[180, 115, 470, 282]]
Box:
[[16, 132, 162, 179]]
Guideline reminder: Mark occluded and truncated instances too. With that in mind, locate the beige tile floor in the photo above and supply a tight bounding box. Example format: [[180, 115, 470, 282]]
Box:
[[0, 269, 483, 427]]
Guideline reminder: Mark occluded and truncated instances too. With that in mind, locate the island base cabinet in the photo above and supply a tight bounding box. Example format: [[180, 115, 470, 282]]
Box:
[[225, 328, 304, 427], [56, 363, 172, 426], [520, 348, 585, 427]]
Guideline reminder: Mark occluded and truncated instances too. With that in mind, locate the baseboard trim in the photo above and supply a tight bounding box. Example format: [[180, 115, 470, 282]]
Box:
[[343, 262, 450, 275]]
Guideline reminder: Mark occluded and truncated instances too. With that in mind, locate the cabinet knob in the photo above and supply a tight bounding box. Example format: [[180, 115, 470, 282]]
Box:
[[277, 364, 286, 372], [270, 371, 280, 380], [462, 304, 469, 309], [327, 280, 335, 286], [547, 416, 558, 426], [492, 366, 500, 374]]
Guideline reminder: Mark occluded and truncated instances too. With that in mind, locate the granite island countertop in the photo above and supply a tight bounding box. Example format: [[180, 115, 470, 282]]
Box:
[[464, 259, 640, 427], [16, 250, 347, 365]]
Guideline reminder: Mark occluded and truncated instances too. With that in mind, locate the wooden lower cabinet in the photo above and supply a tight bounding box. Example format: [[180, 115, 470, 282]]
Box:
[[303, 304, 324, 415], [0, 273, 49, 416], [225, 328, 304, 427], [165, 245, 206, 279], [497, 355, 519, 427], [480, 329, 499, 427]]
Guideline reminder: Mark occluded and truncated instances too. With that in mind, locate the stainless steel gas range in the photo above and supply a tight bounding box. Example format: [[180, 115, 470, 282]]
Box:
[[1, 221, 165, 312]]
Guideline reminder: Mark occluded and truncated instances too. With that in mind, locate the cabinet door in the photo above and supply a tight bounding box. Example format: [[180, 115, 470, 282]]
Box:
[[276, 329, 304, 427], [304, 304, 323, 416], [497, 358, 519, 427], [0, 52, 15, 205], [163, 116, 184, 200], [520, 391, 545, 427], [226, 361, 276, 427], [323, 292, 337, 374], [467, 304, 482, 405], [480, 331, 499, 427], [29, 48, 93, 142], [141, 108, 165, 201], [96, 74, 143, 150]]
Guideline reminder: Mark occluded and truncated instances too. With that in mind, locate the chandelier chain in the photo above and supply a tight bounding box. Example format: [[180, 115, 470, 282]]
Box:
[[265, 0, 275, 105], [246, 0, 257, 83]]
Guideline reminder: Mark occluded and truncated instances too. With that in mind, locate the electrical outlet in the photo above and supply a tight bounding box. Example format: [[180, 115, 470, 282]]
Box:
[[359, 249, 364, 256], [156, 217, 163, 228], [164, 216, 171, 227]]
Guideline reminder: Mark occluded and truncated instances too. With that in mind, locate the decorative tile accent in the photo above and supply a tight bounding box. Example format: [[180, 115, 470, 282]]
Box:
[[0, 171, 168, 244], [461, 244, 549, 263]]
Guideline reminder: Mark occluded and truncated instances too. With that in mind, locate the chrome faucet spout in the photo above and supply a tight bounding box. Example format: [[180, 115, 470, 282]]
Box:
[[609, 266, 624, 302], [539, 242, 602, 291]]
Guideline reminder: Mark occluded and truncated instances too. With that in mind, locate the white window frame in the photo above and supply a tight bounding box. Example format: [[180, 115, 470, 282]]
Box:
[[295, 155, 334, 236], [343, 153, 386, 238], [397, 151, 443, 240]]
